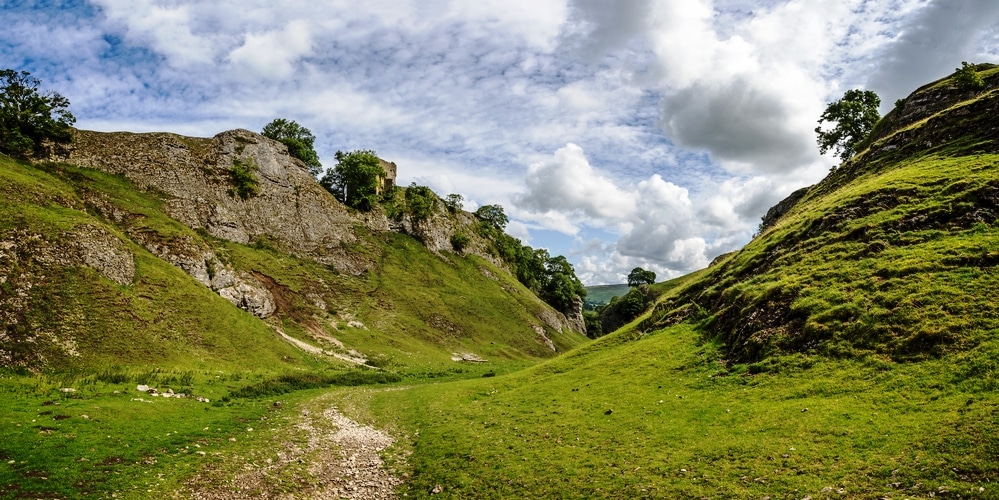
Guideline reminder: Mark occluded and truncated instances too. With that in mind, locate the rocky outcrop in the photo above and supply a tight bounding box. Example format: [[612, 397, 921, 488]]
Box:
[[758, 186, 810, 233], [58, 129, 370, 275], [131, 232, 275, 318], [71, 225, 136, 286]]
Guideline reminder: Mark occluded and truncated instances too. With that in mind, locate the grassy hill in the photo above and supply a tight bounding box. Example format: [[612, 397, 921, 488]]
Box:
[[340, 66, 999, 497], [5, 65, 999, 498], [0, 145, 587, 497]]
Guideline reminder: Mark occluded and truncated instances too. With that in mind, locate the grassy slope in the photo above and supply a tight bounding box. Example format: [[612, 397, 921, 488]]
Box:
[[345, 72, 999, 497], [0, 158, 310, 372], [0, 155, 587, 498]]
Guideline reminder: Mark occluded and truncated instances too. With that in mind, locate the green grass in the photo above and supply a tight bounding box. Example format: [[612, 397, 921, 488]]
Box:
[[356, 322, 999, 498]]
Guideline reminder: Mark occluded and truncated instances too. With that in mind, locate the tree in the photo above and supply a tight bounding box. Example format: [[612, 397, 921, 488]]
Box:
[[627, 267, 656, 287], [0, 69, 75, 157], [814, 89, 880, 161], [539, 255, 586, 312], [261, 118, 322, 176], [444, 193, 464, 213], [954, 61, 985, 90], [474, 204, 508, 231], [320, 150, 385, 211]]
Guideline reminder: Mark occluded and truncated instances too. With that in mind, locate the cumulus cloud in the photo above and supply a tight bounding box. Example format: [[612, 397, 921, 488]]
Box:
[[518, 143, 635, 225], [227, 21, 313, 79], [6, 0, 999, 285], [868, 0, 999, 106]]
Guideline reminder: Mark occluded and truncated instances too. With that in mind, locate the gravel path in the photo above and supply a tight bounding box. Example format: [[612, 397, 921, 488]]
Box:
[[180, 399, 403, 499]]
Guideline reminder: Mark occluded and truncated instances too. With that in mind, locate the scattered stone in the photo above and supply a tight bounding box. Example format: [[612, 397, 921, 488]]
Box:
[[136, 384, 149, 392], [431, 484, 443, 494], [59, 388, 76, 393], [801, 408, 808, 412]]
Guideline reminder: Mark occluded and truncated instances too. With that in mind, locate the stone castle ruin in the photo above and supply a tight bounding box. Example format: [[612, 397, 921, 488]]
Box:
[[377, 158, 397, 195]]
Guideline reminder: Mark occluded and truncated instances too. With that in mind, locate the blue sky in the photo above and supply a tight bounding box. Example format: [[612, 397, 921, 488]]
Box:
[[4, 0, 999, 284]]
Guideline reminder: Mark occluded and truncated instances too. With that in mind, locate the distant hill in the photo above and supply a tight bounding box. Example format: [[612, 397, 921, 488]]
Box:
[[582, 283, 630, 308]]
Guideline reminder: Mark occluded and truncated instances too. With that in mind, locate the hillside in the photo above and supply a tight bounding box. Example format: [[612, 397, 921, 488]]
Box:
[[346, 66, 999, 497], [0, 129, 586, 374], [5, 64, 999, 498]]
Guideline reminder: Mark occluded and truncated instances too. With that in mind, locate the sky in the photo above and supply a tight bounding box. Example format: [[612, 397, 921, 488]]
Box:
[[3, 0, 999, 285]]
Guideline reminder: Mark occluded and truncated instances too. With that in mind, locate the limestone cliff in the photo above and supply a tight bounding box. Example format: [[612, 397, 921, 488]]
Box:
[[50, 128, 584, 336]]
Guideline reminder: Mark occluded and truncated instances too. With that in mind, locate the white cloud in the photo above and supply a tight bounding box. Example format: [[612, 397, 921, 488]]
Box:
[[227, 21, 313, 79], [6, 0, 999, 286], [518, 143, 635, 228]]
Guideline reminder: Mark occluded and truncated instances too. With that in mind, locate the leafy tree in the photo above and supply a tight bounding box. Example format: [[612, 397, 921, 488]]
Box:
[[404, 183, 437, 220], [261, 118, 322, 175], [627, 267, 656, 287], [954, 61, 985, 90], [474, 204, 508, 231], [320, 150, 385, 211], [539, 255, 586, 312], [444, 193, 464, 213], [814, 89, 881, 161], [0, 69, 75, 157]]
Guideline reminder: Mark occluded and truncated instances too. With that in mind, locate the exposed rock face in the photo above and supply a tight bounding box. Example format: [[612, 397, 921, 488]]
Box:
[[67, 225, 136, 286], [758, 186, 810, 233], [131, 232, 275, 318], [58, 129, 370, 275]]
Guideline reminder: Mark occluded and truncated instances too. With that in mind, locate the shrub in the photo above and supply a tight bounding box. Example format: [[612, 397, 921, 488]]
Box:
[[450, 232, 470, 253], [229, 158, 260, 199], [405, 183, 437, 220], [954, 61, 985, 90]]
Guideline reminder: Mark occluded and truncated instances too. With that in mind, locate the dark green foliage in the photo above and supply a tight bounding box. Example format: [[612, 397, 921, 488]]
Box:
[[815, 89, 881, 161], [261, 118, 322, 175], [627, 267, 656, 287], [450, 232, 469, 252], [0, 69, 75, 158], [320, 149, 385, 211], [404, 183, 437, 220], [583, 309, 603, 338], [474, 215, 585, 314], [954, 61, 985, 90], [474, 204, 508, 230], [540, 255, 586, 311], [600, 285, 656, 333], [444, 193, 463, 213], [228, 158, 260, 199]]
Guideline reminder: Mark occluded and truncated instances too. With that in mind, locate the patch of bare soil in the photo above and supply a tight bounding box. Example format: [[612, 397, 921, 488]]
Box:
[[179, 396, 403, 499]]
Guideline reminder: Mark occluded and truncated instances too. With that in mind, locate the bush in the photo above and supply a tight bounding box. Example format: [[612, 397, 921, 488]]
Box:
[[450, 232, 470, 253], [954, 61, 985, 90], [228, 158, 260, 199], [405, 183, 437, 220]]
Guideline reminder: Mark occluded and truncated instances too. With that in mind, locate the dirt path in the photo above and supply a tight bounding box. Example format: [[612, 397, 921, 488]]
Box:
[[180, 396, 403, 499]]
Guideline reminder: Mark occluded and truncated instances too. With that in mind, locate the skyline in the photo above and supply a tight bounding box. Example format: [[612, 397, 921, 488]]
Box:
[[4, 0, 999, 284]]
